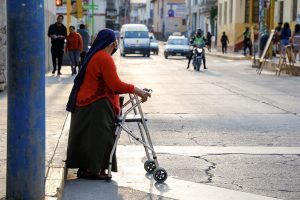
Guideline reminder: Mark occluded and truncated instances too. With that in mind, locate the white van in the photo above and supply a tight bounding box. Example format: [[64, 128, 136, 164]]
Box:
[[119, 24, 151, 57]]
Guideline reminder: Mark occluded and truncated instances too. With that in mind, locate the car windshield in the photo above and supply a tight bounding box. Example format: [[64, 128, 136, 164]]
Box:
[[124, 31, 149, 38], [167, 38, 188, 45]]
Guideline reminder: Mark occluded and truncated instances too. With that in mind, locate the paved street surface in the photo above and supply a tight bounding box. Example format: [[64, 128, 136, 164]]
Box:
[[1, 46, 300, 200]]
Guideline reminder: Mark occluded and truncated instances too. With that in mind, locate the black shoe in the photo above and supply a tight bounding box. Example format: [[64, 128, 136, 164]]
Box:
[[204, 67, 207, 69], [186, 66, 189, 69], [58, 72, 62, 75], [52, 70, 55, 74]]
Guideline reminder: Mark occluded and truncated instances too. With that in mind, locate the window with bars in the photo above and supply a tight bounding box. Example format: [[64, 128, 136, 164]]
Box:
[[292, 0, 297, 21], [245, 0, 259, 23], [219, 3, 222, 25], [224, 1, 227, 24], [229, 0, 233, 24], [279, 1, 284, 23]]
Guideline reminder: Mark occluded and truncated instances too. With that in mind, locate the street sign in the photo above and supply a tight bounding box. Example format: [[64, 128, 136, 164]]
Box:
[[83, 4, 98, 10]]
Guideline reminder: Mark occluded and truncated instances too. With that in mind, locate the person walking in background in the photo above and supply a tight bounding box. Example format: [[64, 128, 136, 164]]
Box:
[[77, 24, 90, 69], [280, 22, 291, 54], [206, 32, 212, 52], [48, 14, 67, 75], [220, 32, 229, 54], [243, 27, 252, 56], [66, 25, 83, 75], [291, 24, 300, 62], [66, 29, 151, 180], [273, 22, 283, 55]]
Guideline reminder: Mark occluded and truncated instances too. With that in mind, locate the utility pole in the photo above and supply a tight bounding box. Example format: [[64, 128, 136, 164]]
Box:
[[77, 0, 83, 19], [92, 0, 95, 41], [67, 0, 71, 34], [6, 0, 45, 199], [259, 0, 266, 37], [258, 0, 266, 56]]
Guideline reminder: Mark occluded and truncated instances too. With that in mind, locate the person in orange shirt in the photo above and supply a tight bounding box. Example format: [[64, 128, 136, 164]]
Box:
[[66, 25, 83, 75], [66, 28, 151, 180]]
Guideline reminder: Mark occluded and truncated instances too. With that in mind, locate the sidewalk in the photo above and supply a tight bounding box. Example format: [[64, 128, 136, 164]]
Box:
[[206, 49, 252, 60], [206, 48, 300, 75]]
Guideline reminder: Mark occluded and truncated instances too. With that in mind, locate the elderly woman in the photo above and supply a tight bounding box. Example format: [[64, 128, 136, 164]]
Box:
[[66, 29, 150, 180]]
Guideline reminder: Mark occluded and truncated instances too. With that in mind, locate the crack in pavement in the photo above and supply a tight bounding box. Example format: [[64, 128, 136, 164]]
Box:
[[193, 155, 216, 184]]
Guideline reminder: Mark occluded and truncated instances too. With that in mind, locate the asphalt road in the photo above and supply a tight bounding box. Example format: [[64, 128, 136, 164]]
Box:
[[117, 50, 300, 199], [63, 50, 300, 200]]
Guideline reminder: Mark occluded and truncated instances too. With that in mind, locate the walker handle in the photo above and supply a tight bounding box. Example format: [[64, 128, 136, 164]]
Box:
[[143, 88, 153, 94]]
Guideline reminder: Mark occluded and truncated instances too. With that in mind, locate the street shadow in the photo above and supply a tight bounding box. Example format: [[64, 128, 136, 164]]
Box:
[[0, 90, 6, 100], [121, 55, 153, 60], [185, 68, 223, 77], [63, 177, 171, 200], [165, 57, 188, 61], [46, 74, 75, 85], [62, 179, 120, 200]]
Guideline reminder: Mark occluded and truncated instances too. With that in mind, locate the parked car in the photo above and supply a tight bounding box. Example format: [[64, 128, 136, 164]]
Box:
[[150, 34, 159, 55], [164, 35, 190, 59]]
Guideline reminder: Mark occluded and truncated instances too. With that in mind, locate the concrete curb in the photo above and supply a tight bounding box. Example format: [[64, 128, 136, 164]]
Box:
[[45, 112, 70, 200]]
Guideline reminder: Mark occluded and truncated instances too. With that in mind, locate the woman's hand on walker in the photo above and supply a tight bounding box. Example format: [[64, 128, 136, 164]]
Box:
[[134, 87, 151, 102]]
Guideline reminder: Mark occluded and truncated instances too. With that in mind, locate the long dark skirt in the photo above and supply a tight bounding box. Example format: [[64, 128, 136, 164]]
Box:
[[66, 98, 117, 174]]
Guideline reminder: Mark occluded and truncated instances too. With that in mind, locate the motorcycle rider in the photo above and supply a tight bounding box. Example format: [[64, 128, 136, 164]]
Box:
[[187, 29, 207, 69]]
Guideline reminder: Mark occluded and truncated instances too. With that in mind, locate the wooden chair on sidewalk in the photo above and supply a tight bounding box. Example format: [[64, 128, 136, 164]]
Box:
[[275, 45, 296, 76]]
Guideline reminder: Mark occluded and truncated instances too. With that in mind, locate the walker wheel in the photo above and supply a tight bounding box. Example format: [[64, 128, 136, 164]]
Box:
[[153, 168, 168, 183], [144, 160, 156, 173]]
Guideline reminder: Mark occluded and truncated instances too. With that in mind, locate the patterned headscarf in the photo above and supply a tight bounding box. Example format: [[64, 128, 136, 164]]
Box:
[[66, 28, 116, 112]]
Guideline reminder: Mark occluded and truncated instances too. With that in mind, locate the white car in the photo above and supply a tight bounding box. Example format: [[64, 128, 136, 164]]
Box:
[[164, 35, 190, 59]]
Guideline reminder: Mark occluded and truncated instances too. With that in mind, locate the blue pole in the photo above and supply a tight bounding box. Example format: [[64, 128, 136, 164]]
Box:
[[6, 1, 45, 199]]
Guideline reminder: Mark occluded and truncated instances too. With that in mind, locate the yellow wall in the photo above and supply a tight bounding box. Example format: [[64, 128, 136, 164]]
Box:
[[217, 0, 299, 52], [218, 23, 259, 50]]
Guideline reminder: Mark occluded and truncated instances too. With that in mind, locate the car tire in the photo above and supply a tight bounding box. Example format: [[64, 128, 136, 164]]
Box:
[[164, 54, 168, 59]]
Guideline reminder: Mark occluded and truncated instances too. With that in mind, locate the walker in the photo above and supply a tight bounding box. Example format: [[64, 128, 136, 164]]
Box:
[[107, 90, 168, 183]]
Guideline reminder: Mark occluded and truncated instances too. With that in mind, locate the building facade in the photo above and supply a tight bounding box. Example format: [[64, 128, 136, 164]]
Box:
[[0, 1, 6, 91], [188, 0, 217, 37], [274, 0, 299, 29], [217, 0, 300, 52], [130, 0, 151, 28], [0, 0, 58, 91], [152, 0, 187, 39]]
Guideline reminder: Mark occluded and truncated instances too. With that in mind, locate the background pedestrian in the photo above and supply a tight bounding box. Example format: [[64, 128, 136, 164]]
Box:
[[243, 27, 252, 56], [280, 22, 291, 54], [48, 14, 67, 75], [66, 25, 83, 75], [220, 32, 229, 54], [291, 24, 300, 62], [77, 24, 90, 70], [272, 22, 283, 55], [206, 31, 212, 52]]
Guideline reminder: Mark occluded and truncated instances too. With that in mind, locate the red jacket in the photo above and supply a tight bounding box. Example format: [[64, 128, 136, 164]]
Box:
[[66, 32, 83, 52], [76, 50, 135, 115]]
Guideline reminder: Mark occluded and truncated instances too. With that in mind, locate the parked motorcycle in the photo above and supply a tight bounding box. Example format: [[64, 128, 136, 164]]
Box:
[[192, 46, 204, 71]]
